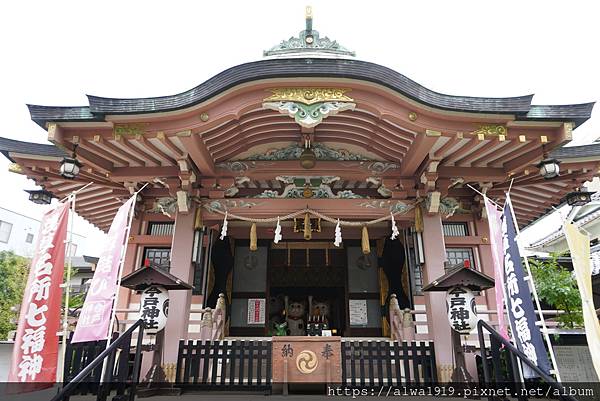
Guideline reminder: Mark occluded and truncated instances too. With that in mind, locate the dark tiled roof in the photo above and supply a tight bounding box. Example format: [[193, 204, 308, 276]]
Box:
[[550, 143, 600, 159], [523, 103, 595, 127], [85, 58, 535, 115], [83, 255, 99, 265], [0, 137, 66, 161], [25, 58, 595, 129], [27, 105, 102, 128]]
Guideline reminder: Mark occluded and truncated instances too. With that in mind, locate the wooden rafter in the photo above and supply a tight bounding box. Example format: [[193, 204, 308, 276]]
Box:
[[135, 136, 177, 166], [91, 137, 145, 166], [119, 138, 162, 166], [443, 138, 485, 165], [159, 135, 184, 159]]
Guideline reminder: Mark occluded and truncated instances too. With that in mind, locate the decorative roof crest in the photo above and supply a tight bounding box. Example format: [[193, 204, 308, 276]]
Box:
[[238, 142, 370, 161], [263, 6, 355, 58]]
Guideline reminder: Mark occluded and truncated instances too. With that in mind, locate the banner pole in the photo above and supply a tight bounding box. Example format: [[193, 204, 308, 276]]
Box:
[[483, 195, 525, 382], [58, 181, 94, 203], [57, 183, 92, 384], [57, 193, 76, 385], [100, 183, 148, 383], [506, 193, 561, 382]]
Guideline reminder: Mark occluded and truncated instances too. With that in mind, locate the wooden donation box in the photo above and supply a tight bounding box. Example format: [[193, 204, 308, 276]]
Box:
[[272, 336, 342, 384]]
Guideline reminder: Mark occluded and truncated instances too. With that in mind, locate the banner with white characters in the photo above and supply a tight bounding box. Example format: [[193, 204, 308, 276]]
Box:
[[8, 201, 69, 391], [502, 195, 551, 377], [71, 196, 135, 343]]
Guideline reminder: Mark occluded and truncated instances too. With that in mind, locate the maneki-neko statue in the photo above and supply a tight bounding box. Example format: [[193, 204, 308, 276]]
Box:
[[268, 295, 287, 336], [311, 299, 330, 323], [285, 296, 306, 336]]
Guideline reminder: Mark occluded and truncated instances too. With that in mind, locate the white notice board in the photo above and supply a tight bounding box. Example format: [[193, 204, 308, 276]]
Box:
[[553, 345, 599, 382], [247, 298, 266, 325], [349, 299, 368, 326]]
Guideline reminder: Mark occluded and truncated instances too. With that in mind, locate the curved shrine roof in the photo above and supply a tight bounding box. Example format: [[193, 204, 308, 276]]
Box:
[[27, 58, 594, 128]]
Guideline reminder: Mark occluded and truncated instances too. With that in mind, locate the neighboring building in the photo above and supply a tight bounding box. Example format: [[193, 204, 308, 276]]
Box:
[[528, 175, 600, 259], [1, 9, 599, 385], [68, 255, 98, 296], [0, 206, 86, 258], [528, 177, 600, 310], [4, 255, 98, 342]]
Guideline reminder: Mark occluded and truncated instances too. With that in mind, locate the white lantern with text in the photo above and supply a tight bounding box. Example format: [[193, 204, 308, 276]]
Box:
[[138, 285, 169, 334], [446, 286, 478, 334]]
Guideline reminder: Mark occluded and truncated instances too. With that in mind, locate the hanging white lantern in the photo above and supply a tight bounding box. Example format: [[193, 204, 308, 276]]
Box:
[[334, 219, 342, 247], [274, 217, 282, 244], [139, 285, 169, 335], [220, 211, 228, 240], [446, 286, 478, 334], [390, 213, 399, 240]]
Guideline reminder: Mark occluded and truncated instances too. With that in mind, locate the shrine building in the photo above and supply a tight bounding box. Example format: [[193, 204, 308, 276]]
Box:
[[2, 8, 599, 386]]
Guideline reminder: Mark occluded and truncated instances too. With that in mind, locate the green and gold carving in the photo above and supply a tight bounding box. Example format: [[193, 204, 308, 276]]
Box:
[[264, 88, 353, 105], [263, 100, 355, 128], [8, 163, 23, 174], [113, 123, 147, 140], [472, 124, 507, 139]]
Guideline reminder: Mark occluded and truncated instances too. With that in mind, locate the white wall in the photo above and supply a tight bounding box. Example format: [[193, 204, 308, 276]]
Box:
[[0, 207, 86, 258]]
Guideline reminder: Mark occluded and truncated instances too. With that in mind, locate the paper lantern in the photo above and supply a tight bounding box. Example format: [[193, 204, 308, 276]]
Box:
[[446, 286, 478, 334], [138, 285, 169, 335]]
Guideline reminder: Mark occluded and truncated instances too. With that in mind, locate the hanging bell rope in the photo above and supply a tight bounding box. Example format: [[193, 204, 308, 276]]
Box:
[[303, 212, 312, 240], [414, 204, 424, 233], [249, 223, 257, 251], [203, 204, 415, 227], [361, 225, 370, 255]]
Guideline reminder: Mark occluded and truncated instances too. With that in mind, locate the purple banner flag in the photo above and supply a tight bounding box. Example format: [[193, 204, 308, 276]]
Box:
[[71, 196, 135, 343], [502, 194, 551, 377]]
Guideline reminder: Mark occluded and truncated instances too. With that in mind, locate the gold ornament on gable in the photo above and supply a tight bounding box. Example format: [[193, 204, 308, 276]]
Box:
[[264, 88, 354, 105], [471, 125, 508, 141], [8, 163, 23, 174], [113, 123, 148, 140]]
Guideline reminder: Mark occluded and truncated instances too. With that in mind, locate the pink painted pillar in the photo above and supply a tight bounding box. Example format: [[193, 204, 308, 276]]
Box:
[[422, 213, 454, 377], [163, 205, 196, 364]]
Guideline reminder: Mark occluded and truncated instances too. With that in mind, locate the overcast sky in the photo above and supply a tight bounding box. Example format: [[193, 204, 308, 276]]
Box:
[[0, 0, 598, 254]]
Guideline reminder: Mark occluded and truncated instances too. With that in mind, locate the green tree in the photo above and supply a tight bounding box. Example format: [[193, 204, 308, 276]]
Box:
[[63, 265, 85, 312], [0, 251, 29, 340], [529, 253, 583, 329]]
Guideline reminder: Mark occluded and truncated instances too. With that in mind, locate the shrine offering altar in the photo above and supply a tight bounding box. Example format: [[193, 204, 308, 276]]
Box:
[[272, 336, 341, 384]]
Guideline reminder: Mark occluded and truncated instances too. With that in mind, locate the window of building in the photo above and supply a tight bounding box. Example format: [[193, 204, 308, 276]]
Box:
[[25, 233, 34, 243], [409, 246, 424, 295], [143, 247, 171, 270], [147, 222, 175, 236], [446, 247, 475, 269], [0, 221, 13, 243], [442, 222, 469, 237]]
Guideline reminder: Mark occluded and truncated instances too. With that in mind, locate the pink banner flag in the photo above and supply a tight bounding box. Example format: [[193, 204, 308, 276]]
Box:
[[71, 196, 135, 343], [484, 196, 509, 340], [8, 201, 69, 392]]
